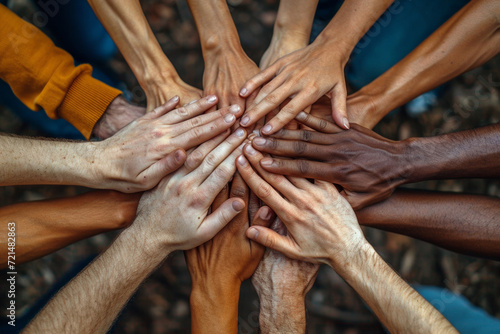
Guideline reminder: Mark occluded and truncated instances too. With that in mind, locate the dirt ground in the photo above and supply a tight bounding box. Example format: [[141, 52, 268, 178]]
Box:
[[1, 0, 500, 333]]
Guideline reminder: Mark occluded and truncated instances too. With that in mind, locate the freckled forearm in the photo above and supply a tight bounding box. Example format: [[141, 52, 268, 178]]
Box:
[[0, 134, 99, 187], [24, 226, 169, 333]]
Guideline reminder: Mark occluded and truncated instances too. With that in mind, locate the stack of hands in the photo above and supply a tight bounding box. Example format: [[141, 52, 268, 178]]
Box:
[[10, 0, 500, 332]]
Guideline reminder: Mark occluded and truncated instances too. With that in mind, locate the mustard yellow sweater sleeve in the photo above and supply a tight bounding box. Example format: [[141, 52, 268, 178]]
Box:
[[0, 4, 122, 139]]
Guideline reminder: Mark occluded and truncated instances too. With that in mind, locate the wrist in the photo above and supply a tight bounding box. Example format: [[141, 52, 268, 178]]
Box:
[[313, 32, 354, 64], [327, 238, 374, 277], [190, 278, 240, 333], [136, 55, 179, 91], [403, 137, 439, 183], [272, 21, 311, 47], [118, 222, 172, 264], [258, 293, 306, 333], [346, 88, 385, 129], [202, 34, 243, 59]]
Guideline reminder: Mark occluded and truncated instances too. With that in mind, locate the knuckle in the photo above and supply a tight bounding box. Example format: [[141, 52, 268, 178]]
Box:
[[186, 150, 204, 169], [318, 119, 328, 131], [189, 191, 207, 207], [191, 126, 203, 139], [297, 160, 310, 174], [274, 128, 287, 138], [301, 130, 312, 142], [189, 116, 201, 127], [204, 152, 219, 168], [257, 183, 273, 199], [150, 130, 163, 139], [214, 165, 231, 179], [176, 107, 189, 116], [265, 93, 281, 106], [281, 106, 296, 116], [267, 137, 279, 150], [293, 141, 307, 154], [231, 184, 247, 199]]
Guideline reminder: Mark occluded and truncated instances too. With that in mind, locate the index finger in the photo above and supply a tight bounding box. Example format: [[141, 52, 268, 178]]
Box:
[[162, 95, 218, 124], [236, 155, 292, 215], [239, 64, 279, 98], [261, 91, 319, 135]]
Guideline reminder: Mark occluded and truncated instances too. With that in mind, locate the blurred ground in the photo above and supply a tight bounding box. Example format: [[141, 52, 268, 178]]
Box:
[[1, 0, 500, 333]]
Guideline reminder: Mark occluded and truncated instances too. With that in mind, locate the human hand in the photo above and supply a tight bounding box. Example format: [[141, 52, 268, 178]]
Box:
[[203, 48, 261, 112], [186, 173, 274, 334], [251, 112, 407, 210], [132, 125, 248, 253], [94, 95, 243, 193], [186, 172, 274, 286], [92, 96, 146, 139], [259, 33, 308, 70], [240, 40, 350, 135], [236, 143, 367, 268], [253, 219, 319, 334], [145, 74, 203, 111]]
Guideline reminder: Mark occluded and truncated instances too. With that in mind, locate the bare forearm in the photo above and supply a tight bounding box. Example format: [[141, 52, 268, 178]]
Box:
[[187, 0, 241, 53], [0, 191, 139, 268], [331, 243, 457, 333], [273, 0, 319, 44], [258, 295, 306, 334], [87, 0, 177, 87], [190, 280, 240, 334], [0, 135, 98, 187], [24, 224, 167, 333], [315, 0, 394, 52], [357, 189, 500, 260], [351, 0, 500, 127], [405, 124, 500, 181]]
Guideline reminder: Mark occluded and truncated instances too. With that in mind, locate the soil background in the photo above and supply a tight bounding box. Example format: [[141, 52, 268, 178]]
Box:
[[1, 0, 499, 333]]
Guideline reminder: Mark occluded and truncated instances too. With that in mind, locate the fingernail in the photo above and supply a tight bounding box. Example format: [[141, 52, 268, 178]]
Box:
[[296, 111, 307, 120], [253, 137, 266, 146], [247, 227, 259, 239], [343, 117, 350, 129], [245, 144, 257, 156], [230, 104, 241, 113], [240, 88, 248, 96], [235, 128, 245, 137], [207, 95, 217, 103], [237, 155, 247, 166], [259, 207, 270, 220], [260, 157, 273, 167], [232, 200, 245, 211], [172, 95, 180, 102], [240, 116, 250, 126], [262, 124, 273, 134], [225, 114, 235, 123]]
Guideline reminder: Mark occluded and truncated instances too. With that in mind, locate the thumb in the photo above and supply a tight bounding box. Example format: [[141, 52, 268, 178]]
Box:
[[145, 149, 187, 186], [251, 206, 275, 228], [246, 225, 294, 257], [148, 96, 180, 118], [198, 198, 246, 242], [330, 83, 349, 130]]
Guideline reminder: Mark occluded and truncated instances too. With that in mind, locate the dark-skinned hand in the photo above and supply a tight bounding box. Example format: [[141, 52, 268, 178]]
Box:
[[250, 112, 409, 210]]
